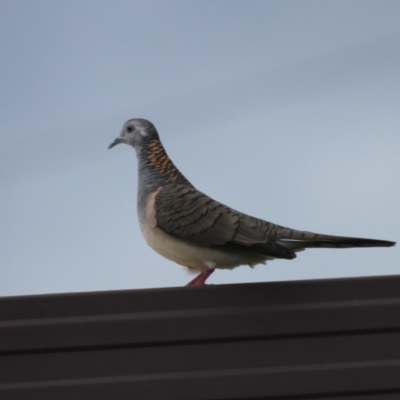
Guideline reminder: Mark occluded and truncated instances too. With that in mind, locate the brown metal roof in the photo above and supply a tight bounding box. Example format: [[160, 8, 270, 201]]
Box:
[[1, 275, 400, 399]]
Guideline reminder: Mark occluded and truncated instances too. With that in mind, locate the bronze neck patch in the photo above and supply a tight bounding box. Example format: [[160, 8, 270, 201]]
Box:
[[146, 139, 190, 184]]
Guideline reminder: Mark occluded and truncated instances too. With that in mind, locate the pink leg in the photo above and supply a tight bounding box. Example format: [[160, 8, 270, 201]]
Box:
[[186, 269, 215, 286]]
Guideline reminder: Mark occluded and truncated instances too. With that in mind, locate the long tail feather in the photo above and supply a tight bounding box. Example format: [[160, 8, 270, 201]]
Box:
[[278, 236, 395, 251]]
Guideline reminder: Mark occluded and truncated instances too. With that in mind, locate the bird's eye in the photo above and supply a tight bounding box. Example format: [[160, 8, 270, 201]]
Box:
[[126, 126, 134, 133]]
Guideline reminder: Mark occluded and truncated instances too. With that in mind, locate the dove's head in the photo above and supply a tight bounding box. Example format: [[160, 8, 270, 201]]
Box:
[[108, 118, 159, 150]]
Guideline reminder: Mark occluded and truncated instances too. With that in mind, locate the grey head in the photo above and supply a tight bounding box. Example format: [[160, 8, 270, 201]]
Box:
[[108, 118, 159, 150]]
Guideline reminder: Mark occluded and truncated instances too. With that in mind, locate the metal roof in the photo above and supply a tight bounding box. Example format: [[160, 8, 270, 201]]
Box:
[[1, 275, 400, 399]]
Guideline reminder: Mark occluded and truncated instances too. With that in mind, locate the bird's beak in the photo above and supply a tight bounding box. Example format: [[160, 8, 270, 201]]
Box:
[[108, 137, 124, 149]]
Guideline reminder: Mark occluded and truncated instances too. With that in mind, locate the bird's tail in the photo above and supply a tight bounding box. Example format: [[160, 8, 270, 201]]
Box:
[[276, 229, 395, 252]]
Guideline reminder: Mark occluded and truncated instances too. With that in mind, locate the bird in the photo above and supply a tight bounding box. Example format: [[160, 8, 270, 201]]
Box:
[[109, 118, 395, 286]]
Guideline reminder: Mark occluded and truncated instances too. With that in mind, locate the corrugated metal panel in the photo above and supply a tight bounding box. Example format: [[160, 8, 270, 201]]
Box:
[[1, 275, 400, 399]]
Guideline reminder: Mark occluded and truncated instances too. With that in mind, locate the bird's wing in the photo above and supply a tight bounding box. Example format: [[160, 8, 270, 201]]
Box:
[[153, 183, 395, 257], [154, 183, 296, 259]]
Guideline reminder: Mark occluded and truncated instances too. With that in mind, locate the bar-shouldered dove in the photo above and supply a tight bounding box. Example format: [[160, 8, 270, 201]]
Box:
[[109, 118, 395, 286]]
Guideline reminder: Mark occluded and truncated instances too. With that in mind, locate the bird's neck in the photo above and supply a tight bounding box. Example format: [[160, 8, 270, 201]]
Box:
[[138, 138, 191, 186], [136, 139, 192, 224]]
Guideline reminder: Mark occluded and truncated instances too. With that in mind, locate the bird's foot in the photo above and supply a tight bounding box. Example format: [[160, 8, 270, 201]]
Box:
[[186, 269, 215, 286]]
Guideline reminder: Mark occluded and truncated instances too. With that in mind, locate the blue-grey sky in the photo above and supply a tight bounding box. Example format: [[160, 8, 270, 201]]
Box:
[[1, 1, 399, 296]]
